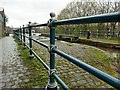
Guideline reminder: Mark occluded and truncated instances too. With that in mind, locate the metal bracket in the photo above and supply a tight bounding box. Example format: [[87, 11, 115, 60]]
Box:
[[47, 19, 57, 28], [48, 45, 57, 54], [29, 36, 32, 40], [49, 69, 57, 77]]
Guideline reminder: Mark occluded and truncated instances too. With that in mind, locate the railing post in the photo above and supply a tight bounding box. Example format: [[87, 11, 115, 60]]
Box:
[[16, 29, 18, 39], [23, 25, 26, 49], [16, 29, 18, 38], [46, 12, 58, 89], [18, 28, 21, 41], [13, 30, 15, 37], [20, 26, 22, 42], [28, 22, 34, 58], [18, 29, 19, 39]]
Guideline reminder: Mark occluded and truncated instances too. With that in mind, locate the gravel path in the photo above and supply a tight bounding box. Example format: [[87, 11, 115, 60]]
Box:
[[0, 36, 30, 89]]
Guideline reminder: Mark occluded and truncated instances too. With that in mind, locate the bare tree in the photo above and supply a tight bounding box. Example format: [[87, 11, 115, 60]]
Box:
[[56, 0, 119, 35]]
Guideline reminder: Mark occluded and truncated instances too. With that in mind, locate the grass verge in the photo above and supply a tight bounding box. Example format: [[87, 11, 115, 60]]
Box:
[[14, 38, 49, 88]]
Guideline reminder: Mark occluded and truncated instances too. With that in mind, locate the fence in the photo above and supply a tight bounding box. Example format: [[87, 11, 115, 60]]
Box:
[[55, 29, 119, 38], [14, 12, 120, 89]]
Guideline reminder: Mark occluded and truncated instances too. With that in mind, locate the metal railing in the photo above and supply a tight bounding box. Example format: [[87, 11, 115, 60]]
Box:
[[13, 12, 120, 89]]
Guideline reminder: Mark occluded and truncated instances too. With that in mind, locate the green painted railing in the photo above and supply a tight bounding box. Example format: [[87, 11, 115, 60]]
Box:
[[14, 12, 120, 90]]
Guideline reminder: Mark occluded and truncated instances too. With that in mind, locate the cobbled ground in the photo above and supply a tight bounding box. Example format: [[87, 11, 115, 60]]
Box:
[[0, 36, 119, 89]]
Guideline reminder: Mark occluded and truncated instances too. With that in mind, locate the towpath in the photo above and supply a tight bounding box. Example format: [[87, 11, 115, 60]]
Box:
[[0, 36, 30, 89]]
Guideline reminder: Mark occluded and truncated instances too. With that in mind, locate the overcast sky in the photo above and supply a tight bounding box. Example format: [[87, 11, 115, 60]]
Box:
[[0, 0, 73, 27]]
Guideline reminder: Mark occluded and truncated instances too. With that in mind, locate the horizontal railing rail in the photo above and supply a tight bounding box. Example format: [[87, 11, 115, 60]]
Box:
[[31, 38, 49, 49], [13, 12, 120, 90], [54, 12, 120, 25]]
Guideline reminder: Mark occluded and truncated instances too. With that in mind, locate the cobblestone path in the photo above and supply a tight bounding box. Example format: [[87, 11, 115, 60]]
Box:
[[0, 36, 29, 89]]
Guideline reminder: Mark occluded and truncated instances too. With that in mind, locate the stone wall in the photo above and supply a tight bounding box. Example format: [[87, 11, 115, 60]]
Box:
[[40, 33, 120, 49]]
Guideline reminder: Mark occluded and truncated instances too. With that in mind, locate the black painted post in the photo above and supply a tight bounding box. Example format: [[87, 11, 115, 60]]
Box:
[[47, 12, 58, 90], [28, 22, 34, 58], [13, 30, 15, 38], [18, 29, 19, 39], [18, 28, 20, 41], [18, 28, 21, 41], [23, 25, 26, 48], [20, 26, 22, 42], [16, 30, 17, 38]]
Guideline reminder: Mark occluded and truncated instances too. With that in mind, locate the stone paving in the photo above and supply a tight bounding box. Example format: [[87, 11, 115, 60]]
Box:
[[0, 36, 30, 89]]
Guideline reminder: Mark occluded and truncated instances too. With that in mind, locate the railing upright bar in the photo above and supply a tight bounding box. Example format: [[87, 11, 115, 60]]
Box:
[[23, 25, 26, 48], [18, 28, 20, 41], [18, 29, 20, 41], [20, 26, 22, 42], [15, 30, 17, 39], [28, 22, 34, 58], [47, 13, 58, 89]]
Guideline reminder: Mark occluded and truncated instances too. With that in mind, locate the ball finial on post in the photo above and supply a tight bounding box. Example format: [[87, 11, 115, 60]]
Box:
[[50, 12, 55, 18], [28, 21, 31, 25]]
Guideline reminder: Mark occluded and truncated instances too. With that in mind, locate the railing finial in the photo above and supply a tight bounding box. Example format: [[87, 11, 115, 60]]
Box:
[[50, 12, 55, 18], [29, 21, 31, 24]]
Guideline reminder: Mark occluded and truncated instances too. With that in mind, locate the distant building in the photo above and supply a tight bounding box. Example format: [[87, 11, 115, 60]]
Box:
[[6, 26, 13, 35], [0, 8, 5, 37]]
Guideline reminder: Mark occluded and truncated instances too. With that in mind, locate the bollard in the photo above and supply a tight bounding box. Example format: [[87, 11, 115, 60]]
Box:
[[28, 22, 34, 58], [46, 12, 58, 90], [23, 25, 26, 49]]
